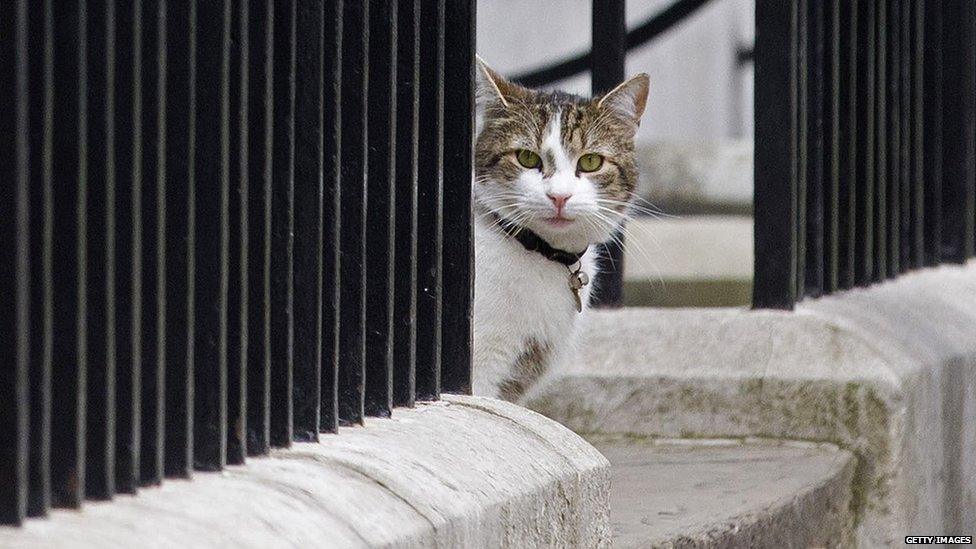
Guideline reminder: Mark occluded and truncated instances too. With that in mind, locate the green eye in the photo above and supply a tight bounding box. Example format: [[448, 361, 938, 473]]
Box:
[[577, 153, 604, 173], [516, 149, 542, 169]]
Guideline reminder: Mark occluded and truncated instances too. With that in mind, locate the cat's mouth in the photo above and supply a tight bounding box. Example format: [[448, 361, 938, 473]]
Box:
[[542, 216, 576, 228]]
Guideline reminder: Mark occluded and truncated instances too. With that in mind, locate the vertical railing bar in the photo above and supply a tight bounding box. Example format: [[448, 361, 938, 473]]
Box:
[[16, 0, 33, 515], [365, 0, 397, 417], [753, 0, 798, 309], [164, 0, 195, 479], [940, 0, 976, 261], [225, 0, 249, 466], [26, 0, 54, 515], [84, 0, 118, 501], [245, 0, 272, 456], [0, 0, 31, 524], [392, 0, 419, 408], [873, 0, 888, 281], [113, 0, 141, 494], [129, 0, 144, 490], [822, 0, 840, 294], [795, 0, 807, 298], [804, 0, 824, 297], [292, 0, 325, 439], [922, 0, 942, 266], [320, 0, 342, 433], [72, 0, 96, 503], [836, 0, 857, 289], [50, 0, 88, 508], [138, 0, 166, 486], [191, 0, 231, 471], [269, 0, 295, 446], [589, 0, 627, 308], [885, 0, 901, 277], [439, 0, 475, 394], [854, 0, 875, 285], [414, 0, 444, 397], [430, 0, 443, 398], [909, 0, 924, 268], [897, 0, 912, 271], [338, 0, 369, 422]]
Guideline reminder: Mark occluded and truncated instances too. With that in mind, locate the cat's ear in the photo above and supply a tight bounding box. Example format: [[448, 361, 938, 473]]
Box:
[[475, 55, 526, 108], [597, 73, 649, 126]]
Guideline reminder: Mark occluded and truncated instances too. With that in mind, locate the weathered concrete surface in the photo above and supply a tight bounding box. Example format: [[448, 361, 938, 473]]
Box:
[[526, 261, 976, 546], [591, 436, 855, 548], [623, 216, 752, 307], [0, 395, 611, 549], [636, 140, 753, 215]]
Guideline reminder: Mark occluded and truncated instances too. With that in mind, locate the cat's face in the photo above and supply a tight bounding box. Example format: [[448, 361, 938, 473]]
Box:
[[474, 59, 649, 251]]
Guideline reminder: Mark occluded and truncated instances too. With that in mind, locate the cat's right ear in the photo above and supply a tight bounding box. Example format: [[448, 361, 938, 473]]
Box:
[[476, 56, 519, 137], [475, 55, 523, 109]]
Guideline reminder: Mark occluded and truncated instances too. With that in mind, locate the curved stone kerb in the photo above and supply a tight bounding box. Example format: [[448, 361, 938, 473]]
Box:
[[0, 396, 611, 549]]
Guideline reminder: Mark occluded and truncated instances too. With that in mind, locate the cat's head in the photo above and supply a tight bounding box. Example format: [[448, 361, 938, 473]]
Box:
[[474, 57, 649, 252]]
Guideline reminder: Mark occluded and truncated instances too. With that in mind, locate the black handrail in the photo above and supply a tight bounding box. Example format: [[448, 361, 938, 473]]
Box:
[[511, 0, 715, 87]]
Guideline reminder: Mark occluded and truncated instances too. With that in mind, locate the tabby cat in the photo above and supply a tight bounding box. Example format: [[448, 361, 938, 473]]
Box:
[[472, 57, 649, 400]]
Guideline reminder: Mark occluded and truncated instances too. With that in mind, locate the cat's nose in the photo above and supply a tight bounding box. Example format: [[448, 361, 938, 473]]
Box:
[[547, 193, 572, 215]]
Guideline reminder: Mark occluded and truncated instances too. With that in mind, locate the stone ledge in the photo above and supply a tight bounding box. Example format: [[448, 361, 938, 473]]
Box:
[[527, 260, 976, 547], [621, 217, 753, 307], [0, 395, 611, 549]]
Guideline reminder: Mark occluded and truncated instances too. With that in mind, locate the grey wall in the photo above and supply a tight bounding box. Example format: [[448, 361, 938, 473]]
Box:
[[476, 0, 755, 144]]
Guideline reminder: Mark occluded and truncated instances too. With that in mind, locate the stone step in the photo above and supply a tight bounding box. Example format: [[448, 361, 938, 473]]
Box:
[[590, 436, 855, 548], [526, 262, 976, 544]]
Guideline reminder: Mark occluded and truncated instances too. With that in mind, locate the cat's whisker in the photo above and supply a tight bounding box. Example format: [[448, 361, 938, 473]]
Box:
[[593, 204, 668, 259], [597, 208, 661, 254], [618, 223, 667, 288], [596, 198, 669, 220], [597, 242, 620, 273], [622, 192, 676, 218], [589, 213, 625, 247], [478, 202, 529, 231], [588, 209, 624, 231], [584, 207, 667, 285], [592, 204, 632, 219]]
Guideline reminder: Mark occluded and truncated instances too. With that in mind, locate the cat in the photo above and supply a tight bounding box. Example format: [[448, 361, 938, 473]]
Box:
[[472, 57, 649, 401]]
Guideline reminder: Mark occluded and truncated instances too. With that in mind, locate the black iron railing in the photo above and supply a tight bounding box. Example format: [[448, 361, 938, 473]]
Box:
[[0, 0, 475, 526], [754, 0, 976, 309]]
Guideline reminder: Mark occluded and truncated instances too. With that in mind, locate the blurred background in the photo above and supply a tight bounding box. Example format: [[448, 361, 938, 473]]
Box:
[[477, 0, 756, 307]]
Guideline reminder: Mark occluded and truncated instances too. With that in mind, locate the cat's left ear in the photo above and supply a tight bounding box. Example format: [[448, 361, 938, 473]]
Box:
[[597, 73, 650, 127]]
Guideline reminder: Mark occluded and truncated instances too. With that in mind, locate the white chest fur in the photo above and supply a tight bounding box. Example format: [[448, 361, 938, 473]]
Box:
[[471, 216, 596, 398]]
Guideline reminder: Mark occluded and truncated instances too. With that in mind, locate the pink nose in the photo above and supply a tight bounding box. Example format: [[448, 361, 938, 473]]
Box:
[[547, 193, 572, 215]]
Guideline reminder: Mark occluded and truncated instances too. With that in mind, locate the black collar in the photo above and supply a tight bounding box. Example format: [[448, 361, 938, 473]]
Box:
[[491, 214, 586, 267]]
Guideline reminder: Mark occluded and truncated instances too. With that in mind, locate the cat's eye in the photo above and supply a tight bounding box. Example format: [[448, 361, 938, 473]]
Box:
[[577, 153, 604, 173], [516, 149, 542, 169]]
